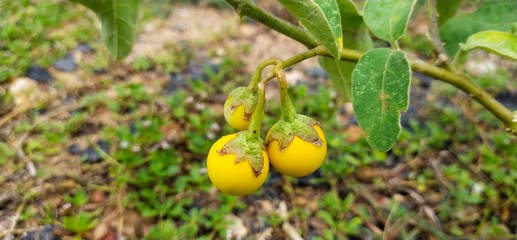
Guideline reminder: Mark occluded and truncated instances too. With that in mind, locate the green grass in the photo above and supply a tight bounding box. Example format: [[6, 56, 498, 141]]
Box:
[[2, 0, 517, 239], [0, 0, 99, 82]]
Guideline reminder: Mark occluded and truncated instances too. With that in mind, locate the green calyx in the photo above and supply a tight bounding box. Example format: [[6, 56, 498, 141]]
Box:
[[217, 131, 265, 177], [225, 87, 258, 121], [266, 114, 323, 151]]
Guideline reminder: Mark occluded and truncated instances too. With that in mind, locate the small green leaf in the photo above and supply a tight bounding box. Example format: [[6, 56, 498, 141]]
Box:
[[65, 190, 88, 207], [460, 31, 517, 60], [279, 0, 342, 58], [436, 0, 462, 26], [63, 211, 101, 234], [352, 48, 411, 152], [341, 193, 355, 212], [337, 0, 373, 50], [363, 0, 417, 42], [316, 210, 336, 227], [319, 1, 372, 103], [440, 0, 517, 56], [70, 0, 142, 60], [342, 23, 373, 52], [337, 0, 362, 31]]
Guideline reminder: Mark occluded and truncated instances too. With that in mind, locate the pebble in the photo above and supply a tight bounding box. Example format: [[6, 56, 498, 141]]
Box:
[[188, 61, 206, 81], [21, 225, 59, 240], [261, 170, 282, 199], [295, 169, 329, 189], [129, 122, 138, 135], [188, 60, 220, 82], [348, 115, 358, 125], [8, 77, 40, 105], [400, 104, 418, 130], [53, 53, 77, 72], [165, 73, 187, 94], [68, 144, 82, 155], [81, 147, 101, 163], [307, 66, 328, 79], [37, 108, 48, 115], [97, 139, 110, 153], [414, 72, 432, 89], [208, 62, 220, 73], [496, 91, 517, 109], [80, 139, 110, 164], [26, 65, 53, 84], [76, 42, 94, 53], [92, 68, 107, 75]]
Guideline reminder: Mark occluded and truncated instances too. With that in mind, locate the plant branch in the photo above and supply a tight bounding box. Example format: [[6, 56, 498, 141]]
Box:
[[225, 0, 517, 134], [224, 0, 318, 48], [411, 60, 517, 134], [251, 59, 280, 87], [344, 51, 516, 134], [272, 47, 517, 134]]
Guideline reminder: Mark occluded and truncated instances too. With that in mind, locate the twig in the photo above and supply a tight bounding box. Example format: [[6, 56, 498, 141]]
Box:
[[282, 222, 303, 240], [0, 93, 62, 127], [429, 152, 451, 190], [0, 199, 27, 238], [0, 75, 101, 127], [257, 227, 273, 240], [0, 226, 46, 235], [87, 139, 121, 167], [13, 133, 36, 177]]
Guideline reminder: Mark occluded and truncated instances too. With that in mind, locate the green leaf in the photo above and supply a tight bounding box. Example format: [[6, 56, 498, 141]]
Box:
[[460, 31, 517, 60], [352, 48, 411, 152], [436, 0, 462, 26], [70, 0, 142, 60], [440, 0, 517, 56], [319, 57, 354, 102], [363, 0, 417, 42], [63, 211, 100, 234], [341, 193, 355, 212], [316, 210, 336, 227], [319, 1, 372, 103], [279, 0, 342, 58], [337, 0, 373, 51], [337, 0, 362, 31]]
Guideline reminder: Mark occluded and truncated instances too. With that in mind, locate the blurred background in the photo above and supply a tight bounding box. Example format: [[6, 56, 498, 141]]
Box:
[[1, 0, 516, 239]]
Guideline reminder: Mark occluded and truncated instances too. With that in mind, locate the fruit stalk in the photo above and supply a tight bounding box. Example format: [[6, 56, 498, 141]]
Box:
[[273, 66, 297, 123], [250, 59, 280, 87], [247, 80, 266, 138]]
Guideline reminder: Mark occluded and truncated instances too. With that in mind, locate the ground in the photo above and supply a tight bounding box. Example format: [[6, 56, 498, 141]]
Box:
[[1, 1, 517, 239]]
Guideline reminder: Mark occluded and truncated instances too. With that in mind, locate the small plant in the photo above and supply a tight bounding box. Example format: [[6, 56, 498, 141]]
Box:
[[316, 193, 362, 239], [65, 190, 89, 207], [69, 0, 517, 149], [5, 0, 514, 238], [65, 0, 517, 198], [63, 210, 101, 236]]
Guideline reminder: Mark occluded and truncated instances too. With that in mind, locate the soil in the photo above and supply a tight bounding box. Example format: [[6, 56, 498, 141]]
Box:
[[1, 2, 516, 240]]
